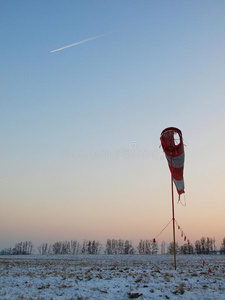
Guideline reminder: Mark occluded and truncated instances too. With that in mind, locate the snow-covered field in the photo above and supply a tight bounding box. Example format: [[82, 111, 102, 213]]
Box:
[[0, 254, 225, 299]]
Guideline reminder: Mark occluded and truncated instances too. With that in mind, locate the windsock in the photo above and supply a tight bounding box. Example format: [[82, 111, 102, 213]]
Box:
[[160, 127, 185, 196]]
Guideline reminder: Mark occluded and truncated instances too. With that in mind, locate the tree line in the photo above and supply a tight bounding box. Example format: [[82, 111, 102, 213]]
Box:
[[0, 241, 33, 255], [1, 237, 225, 255]]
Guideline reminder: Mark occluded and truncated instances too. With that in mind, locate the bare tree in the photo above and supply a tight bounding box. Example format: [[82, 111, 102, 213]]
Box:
[[70, 240, 81, 254], [10, 241, 33, 255], [137, 240, 144, 254], [52, 242, 62, 254], [124, 240, 135, 254], [38, 243, 49, 255], [161, 241, 166, 255], [105, 239, 112, 254], [180, 243, 194, 254], [167, 242, 179, 254], [220, 238, 225, 254], [151, 241, 159, 254]]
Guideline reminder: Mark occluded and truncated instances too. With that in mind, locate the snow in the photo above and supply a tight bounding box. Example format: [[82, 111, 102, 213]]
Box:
[[0, 254, 225, 299]]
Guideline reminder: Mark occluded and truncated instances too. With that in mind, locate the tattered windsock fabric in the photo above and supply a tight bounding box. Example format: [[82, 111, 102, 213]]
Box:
[[160, 127, 185, 196]]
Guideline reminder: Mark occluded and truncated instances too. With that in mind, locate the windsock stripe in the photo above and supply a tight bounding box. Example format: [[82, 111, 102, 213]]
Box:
[[166, 152, 184, 168], [173, 179, 185, 194], [169, 167, 184, 180], [166, 154, 185, 193]]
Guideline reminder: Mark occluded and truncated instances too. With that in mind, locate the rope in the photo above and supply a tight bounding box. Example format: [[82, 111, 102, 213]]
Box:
[[177, 194, 186, 206], [154, 219, 173, 239]]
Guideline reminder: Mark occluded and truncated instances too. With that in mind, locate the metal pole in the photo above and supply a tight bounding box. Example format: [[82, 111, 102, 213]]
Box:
[[171, 157, 177, 270]]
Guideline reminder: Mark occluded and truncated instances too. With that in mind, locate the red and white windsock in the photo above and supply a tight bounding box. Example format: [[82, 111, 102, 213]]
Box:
[[160, 127, 185, 196]]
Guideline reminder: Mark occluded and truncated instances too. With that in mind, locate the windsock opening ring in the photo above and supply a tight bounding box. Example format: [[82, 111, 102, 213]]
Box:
[[160, 127, 183, 157]]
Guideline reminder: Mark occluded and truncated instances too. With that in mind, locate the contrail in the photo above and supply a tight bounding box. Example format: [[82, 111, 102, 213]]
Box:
[[51, 32, 113, 53]]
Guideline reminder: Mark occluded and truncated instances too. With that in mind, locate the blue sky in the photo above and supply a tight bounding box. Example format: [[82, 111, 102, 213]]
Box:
[[1, 0, 225, 250]]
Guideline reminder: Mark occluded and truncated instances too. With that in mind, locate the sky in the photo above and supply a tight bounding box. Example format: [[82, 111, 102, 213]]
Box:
[[1, 0, 225, 251]]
